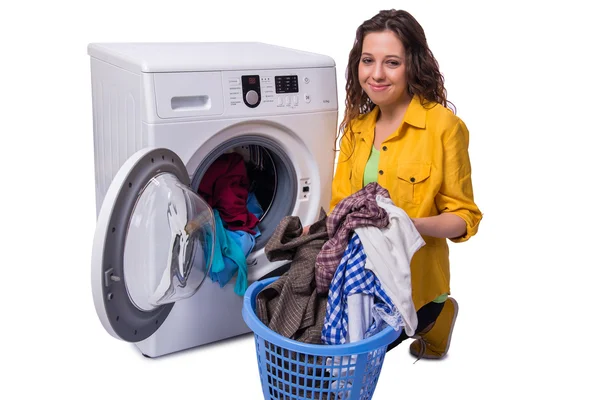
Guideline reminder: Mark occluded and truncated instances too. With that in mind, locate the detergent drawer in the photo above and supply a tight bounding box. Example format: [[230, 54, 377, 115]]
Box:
[[153, 71, 225, 119]]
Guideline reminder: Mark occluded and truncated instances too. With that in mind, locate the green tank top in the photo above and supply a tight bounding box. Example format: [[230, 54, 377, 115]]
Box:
[[363, 146, 380, 186], [363, 146, 448, 304]]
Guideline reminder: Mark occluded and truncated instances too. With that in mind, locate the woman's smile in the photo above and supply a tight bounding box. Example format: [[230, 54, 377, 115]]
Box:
[[368, 83, 390, 92]]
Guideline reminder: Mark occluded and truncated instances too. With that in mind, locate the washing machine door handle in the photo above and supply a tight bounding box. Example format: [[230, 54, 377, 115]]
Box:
[[91, 147, 216, 343]]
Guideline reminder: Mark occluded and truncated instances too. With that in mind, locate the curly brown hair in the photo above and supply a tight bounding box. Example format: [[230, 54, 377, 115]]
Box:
[[338, 9, 454, 156]]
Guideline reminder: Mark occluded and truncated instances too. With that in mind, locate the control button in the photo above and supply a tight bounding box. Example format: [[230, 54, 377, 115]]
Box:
[[304, 77, 310, 84], [277, 97, 283, 106], [292, 96, 298, 106], [285, 96, 291, 105], [304, 93, 311, 103], [245, 90, 259, 106]]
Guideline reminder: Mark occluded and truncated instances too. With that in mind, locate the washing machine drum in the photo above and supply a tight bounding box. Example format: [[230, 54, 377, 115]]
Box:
[[91, 147, 216, 342]]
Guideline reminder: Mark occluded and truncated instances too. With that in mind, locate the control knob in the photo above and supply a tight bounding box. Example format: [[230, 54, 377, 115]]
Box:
[[245, 90, 259, 106]]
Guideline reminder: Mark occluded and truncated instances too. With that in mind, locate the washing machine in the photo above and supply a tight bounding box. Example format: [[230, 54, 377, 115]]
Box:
[[88, 42, 338, 357]]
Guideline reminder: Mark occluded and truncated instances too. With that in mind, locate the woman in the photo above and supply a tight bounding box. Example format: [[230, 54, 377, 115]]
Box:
[[328, 9, 482, 359]]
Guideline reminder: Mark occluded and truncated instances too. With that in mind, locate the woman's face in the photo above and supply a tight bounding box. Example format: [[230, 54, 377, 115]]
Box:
[[358, 30, 410, 108]]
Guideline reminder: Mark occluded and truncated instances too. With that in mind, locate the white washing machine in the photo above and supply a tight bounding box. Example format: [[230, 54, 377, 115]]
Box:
[[88, 42, 338, 357]]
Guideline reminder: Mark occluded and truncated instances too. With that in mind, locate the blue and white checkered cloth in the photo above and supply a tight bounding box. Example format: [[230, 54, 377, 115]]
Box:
[[321, 233, 403, 345]]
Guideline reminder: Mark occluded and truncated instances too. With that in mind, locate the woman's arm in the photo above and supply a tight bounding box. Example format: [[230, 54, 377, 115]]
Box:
[[411, 213, 467, 239], [432, 119, 482, 243]]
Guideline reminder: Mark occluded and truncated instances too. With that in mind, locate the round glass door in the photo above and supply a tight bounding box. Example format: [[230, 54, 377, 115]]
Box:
[[124, 173, 215, 311], [92, 147, 216, 342]]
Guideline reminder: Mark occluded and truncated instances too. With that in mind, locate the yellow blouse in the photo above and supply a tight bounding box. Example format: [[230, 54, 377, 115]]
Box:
[[330, 95, 483, 310]]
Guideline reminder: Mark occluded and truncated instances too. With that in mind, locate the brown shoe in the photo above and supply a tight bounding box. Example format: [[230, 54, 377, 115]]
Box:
[[409, 297, 459, 360]]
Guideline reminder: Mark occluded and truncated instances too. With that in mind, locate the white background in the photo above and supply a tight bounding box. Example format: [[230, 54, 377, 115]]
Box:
[[1, 0, 599, 399]]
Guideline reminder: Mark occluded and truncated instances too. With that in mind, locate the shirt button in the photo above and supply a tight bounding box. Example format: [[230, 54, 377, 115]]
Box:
[[382, 146, 387, 151], [410, 177, 415, 182], [379, 170, 384, 175]]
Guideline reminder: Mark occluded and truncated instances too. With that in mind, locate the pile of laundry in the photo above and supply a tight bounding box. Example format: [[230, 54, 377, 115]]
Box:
[[256, 182, 425, 343], [198, 149, 268, 296], [254, 182, 425, 390]]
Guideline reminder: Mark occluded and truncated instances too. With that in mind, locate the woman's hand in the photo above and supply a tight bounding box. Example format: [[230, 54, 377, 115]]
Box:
[[301, 224, 311, 236]]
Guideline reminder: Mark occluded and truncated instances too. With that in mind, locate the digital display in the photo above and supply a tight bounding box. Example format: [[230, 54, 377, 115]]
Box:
[[242, 75, 260, 88], [275, 75, 299, 93]]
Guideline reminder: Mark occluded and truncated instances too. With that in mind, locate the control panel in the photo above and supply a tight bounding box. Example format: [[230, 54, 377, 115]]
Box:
[[224, 68, 337, 116], [151, 67, 337, 121]]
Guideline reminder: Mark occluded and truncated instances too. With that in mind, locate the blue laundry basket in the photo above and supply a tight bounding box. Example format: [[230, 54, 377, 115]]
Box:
[[242, 277, 402, 400]]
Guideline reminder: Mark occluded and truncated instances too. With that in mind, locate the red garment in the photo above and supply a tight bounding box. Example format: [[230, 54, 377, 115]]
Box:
[[199, 152, 259, 234]]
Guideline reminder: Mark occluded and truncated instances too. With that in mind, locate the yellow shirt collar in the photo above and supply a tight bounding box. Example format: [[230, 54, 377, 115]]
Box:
[[351, 95, 428, 136]]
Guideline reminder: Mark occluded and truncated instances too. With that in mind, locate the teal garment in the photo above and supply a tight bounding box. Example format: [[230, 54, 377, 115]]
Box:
[[211, 229, 254, 293], [210, 210, 249, 296], [363, 146, 380, 186]]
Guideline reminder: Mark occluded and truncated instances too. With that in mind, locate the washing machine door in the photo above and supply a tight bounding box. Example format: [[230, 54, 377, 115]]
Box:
[[91, 147, 216, 342]]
